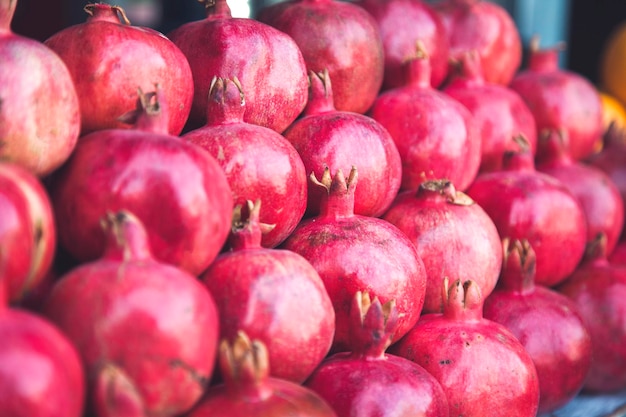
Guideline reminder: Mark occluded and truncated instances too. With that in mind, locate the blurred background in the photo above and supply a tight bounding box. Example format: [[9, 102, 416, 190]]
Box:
[[11, 0, 626, 86]]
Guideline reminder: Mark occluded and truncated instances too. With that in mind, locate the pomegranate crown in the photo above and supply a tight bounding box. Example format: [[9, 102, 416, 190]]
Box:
[[219, 331, 271, 387], [349, 291, 398, 358], [310, 166, 358, 196], [229, 200, 276, 251], [499, 238, 537, 292]]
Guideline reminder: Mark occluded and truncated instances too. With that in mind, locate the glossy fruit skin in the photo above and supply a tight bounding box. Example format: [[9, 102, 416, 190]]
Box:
[[358, 0, 449, 90], [383, 180, 502, 314], [168, 0, 308, 133], [43, 211, 220, 417], [257, 0, 384, 114], [45, 3, 193, 136], [0, 0, 79, 177]]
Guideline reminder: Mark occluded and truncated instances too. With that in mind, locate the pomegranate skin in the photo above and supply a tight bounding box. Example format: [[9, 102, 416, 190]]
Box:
[[483, 239, 592, 413], [0, 0, 79, 177], [168, 0, 308, 133], [44, 3, 193, 136], [383, 180, 502, 314], [257, 0, 384, 114]]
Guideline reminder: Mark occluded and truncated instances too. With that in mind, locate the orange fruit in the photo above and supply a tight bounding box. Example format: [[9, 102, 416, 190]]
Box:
[[600, 22, 626, 108], [599, 91, 626, 132]]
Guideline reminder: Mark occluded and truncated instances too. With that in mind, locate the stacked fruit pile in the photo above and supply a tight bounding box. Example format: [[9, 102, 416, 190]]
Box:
[[3, 0, 626, 415]]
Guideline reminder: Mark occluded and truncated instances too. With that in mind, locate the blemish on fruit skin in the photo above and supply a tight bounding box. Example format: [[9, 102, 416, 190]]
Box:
[[439, 359, 451, 365]]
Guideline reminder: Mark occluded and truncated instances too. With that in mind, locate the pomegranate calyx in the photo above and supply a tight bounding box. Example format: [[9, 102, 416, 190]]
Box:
[[100, 211, 153, 262], [348, 291, 398, 358], [584, 232, 609, 263], [84, 3, 131, 25], [207, 76, 246, 125], [528, 35, 565, 72], [93, 363, 145, 417], [118, 86, 169, 133], [418, 179, 474, 206], [304, 69, 336, 116], [502, 135, 536, 172], [442, 278, 483, 321], [0, 0, 17, 32], [404, 40, 432, 88], [203, 0, 233, 19], [229, 200, 275, 251], [311, 166, 358, 219], [220, 331, 273, 399], [499, 238, 536, 293], [448, 50, 485, 87], [603, 121, 626, 148], [536, 128, 571, 166]]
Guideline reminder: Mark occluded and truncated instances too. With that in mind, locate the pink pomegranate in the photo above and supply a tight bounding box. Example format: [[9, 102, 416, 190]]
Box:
[[168, 0, 308, 133], [304, 291, 449, 417], [182, 76, 307, 248], [536, 128, 624, 255], [44, 3, 193, 136], [369, 43, 481, 192], [283, 69, 401, 218], [510, 37, 604, 161], [433, 0, 522, 86], [390, 278, 540, 417], [483, 238, 592, 413], [0, 0, 80, 177], [49, 87, 233, 276], [467, 136, 588, 287], [256, 0, 384, 114], [358, 0, 449, 89], [43, 210, 220, 417], [382, 179, 502, 314], [185, 332, 338, 417], [281, 167, 427, 353], [201, 200, 336, 383], [443, 50, 537, 172]]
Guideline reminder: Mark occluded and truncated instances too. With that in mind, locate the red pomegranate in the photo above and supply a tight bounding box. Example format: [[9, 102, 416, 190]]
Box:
[[510, 37, 604, 161], [256, 0, 384, 114], [390, 278, 540, 417], [443, 50, 537, 172], [283, 69, 402, 218], [43, 210, 220, 417], [201, 200, 336, 383], [44, 3, 193, 136], [49, 87, 233, 276], [168, 0, 308, 133], [382, 179, 502, 314], [304, 291, 449, 417], [182, 76, 307, 248], [0, 0, 80, 177], [281, 167, 427, 352], [369, 43, 481, 192], [483, 238, 592, 413]]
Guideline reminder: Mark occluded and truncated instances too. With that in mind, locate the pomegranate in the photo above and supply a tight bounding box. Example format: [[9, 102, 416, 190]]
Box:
[[433, 0, 522, 86], [280, 167, 427, 353], [369, 43, 481, 192], [609, 241, 626, 266], [466, 136, 588, 287], [256, 0, 384, 114], [168, 0, 308, 133], [536, 128, 624, 255], [0, 0, 80, 177], [43, 210, 220, 417], [443, 50, 537, 172], [0, 162, 56, 303], [382, 179, 502, 314], [182, 76, 307, 248], [185, 332, 338, 417], [483, 238, 592, 413], [49, 87, 233, 276], [201, 200, 335, 383], [44, 3, 193, 136], [358, 0, 449, 89], [557, 234, 626, 393], [304, 291, 449, 417], [390, 278, 540, 417], [510, 37, 604, 161], [283, 69, 401, 218]]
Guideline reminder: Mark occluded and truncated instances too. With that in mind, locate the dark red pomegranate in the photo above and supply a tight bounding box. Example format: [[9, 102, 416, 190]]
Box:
[[483, 238, 592, 413], [186, 332, 338, 417], [168, 0, 308, 133], [609, 240, 626, 266], [536, 128, 624, 255], [49, 88, 233, 276], [510, 38, 604, 161], [44, 3, 193, 136], [433, 0, 522, 86], [443, 50, 537, 172], [283, 69, 401, 218], [382, 179, 502, 314], [467, 136, 588, 287], [182, 76, 307, 248], [43, 210, 220, 417], [390, 278, 540, 417], [281, 167, 427, 353], [256, 0, 384, 114], [0, 0, 80, 177], [201, 200, 335, 383], [358, 0, 449, 90], [369, 44, 481, 192], [304, 291, 449, 417]]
